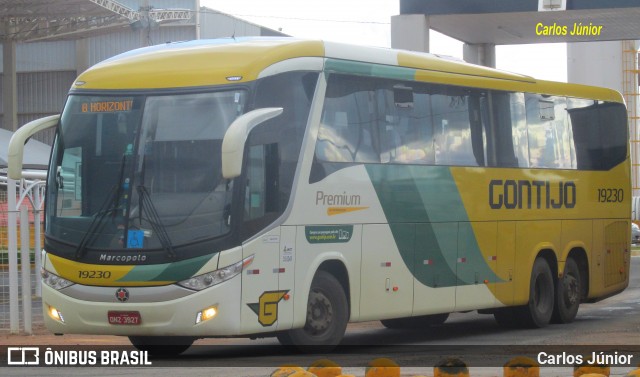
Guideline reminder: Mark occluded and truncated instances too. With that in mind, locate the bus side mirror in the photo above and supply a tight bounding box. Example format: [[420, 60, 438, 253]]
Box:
[[8, 114, 60, 180], [221, 107, 283, 179]]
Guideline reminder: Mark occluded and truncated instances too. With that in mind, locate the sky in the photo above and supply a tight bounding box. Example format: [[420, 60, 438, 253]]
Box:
[[200, 0, 568, 82]]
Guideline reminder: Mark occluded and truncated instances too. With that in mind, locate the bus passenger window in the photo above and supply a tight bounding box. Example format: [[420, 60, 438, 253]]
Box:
[[509, 93, 530, 168], [432, 92, 480, 167], [316, 84, 378, 164], [525, 94, 573, 169]]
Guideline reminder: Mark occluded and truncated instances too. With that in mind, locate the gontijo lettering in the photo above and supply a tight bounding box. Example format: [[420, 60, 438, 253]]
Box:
[[489, 179, 576, 209]]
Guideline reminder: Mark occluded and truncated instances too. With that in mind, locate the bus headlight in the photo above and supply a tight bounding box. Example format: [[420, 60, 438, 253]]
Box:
[[177, 255, 254, 291], [41, 269, 74, 290]]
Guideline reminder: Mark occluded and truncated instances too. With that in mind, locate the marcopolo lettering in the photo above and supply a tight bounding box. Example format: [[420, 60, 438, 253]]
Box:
[[489, 179, 576, 209]]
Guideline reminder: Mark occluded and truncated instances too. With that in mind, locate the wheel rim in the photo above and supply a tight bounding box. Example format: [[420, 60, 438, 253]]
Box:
[[562, 274, 579, 307], [304, 289, 333, 336]]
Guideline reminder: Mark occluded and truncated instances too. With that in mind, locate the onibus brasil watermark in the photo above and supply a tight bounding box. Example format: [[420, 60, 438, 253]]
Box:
[[7, 347, 152, 366]]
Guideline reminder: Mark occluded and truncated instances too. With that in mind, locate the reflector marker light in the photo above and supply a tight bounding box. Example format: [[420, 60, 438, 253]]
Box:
[[457, 257, 467, 263], [48, 305, 65, 323], [380, 262, 391, 267], [195, 305, 218, 324]]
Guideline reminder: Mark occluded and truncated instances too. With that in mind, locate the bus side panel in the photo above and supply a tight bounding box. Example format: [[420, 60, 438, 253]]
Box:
[[590, 219, 606, 299], [412, 223, 456, 316], [559, 220, 592, 261], [494, 221, 516, 306], [455, 221, 499, 311], [360, 224, 413, 321], [513, 220, 562, 306], [588, 219, 631, 300], [240, 228, 282, 335]]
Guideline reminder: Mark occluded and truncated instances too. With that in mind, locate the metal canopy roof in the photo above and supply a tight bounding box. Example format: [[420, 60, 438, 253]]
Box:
[[0, 0, 191, 42], [400, 0, 640, 44]]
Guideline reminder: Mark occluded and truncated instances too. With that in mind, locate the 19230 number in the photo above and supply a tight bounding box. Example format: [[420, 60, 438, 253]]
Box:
[[597, 188, 624, 203], [78, 270, 112, 279]]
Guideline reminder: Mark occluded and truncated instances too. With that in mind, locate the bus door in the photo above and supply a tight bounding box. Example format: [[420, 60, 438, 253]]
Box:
[[277, 225, 297, 331], [240, 229, 281, 334]]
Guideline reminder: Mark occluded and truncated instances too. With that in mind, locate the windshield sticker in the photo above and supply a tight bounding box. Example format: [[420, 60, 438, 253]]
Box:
[[305, 225, 353, 244], [127, 230, 144, 249]]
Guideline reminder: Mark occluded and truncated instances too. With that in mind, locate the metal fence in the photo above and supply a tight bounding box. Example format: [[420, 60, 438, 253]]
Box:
[[0, 186, 45, 334]]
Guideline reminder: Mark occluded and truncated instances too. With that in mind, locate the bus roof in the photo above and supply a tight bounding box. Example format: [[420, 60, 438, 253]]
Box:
[[73, 37, 623, 103]]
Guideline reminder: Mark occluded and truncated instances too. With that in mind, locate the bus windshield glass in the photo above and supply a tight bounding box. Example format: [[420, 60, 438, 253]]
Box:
[[46, 90, 247, 254]]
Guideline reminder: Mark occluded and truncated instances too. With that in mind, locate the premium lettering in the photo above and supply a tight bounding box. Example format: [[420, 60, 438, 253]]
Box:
[[315, 191, 361, 206]]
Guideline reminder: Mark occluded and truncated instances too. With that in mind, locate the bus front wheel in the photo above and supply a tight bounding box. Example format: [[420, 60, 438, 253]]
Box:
[[518, 257, 555, 328], [277, 270, 348, 351]]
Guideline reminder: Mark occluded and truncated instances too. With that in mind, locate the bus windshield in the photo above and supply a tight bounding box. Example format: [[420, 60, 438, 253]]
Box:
[[46, 90, 247, 255]]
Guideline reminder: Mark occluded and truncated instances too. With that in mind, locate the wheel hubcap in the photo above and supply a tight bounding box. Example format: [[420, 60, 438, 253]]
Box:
[[305, 290, 333, 335], [563, 275, 579, 306]]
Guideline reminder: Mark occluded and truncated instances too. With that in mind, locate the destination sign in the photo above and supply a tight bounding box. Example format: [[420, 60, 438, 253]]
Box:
[[81, 100, 133, 113]]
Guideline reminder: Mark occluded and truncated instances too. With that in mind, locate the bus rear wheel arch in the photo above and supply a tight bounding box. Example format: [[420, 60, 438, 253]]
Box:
[[493, 253, 558, 329]]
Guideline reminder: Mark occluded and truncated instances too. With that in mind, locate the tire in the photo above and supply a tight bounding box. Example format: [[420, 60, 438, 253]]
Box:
[[277, 270, 348, 351], [551, 258, 581, 324], [381, 313, 449, 329], [493, 307, 518, 328], [128, 336, 194, 356], [517, 257, 555, 328]]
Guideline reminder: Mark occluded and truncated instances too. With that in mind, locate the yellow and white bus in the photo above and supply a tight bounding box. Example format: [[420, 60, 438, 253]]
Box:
[[12, 38, 630, 354]]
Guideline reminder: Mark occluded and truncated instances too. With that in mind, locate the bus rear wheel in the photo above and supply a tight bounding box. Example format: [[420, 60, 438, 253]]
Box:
[[551, 257, 581, 323], [128, 336, 194, 356], [518, 257, 555, 328], [277, 270, 348, 351]]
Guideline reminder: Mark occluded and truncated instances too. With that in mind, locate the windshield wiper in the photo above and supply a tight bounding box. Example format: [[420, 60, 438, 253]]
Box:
[[137, 186, 176, 258], [74, 153, 129, 259], [74, 185, 119, 259]]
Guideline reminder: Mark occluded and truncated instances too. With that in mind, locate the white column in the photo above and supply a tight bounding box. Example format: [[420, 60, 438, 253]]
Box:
[[463, 43, 496, 68], [7, 178, 19, 333], [20, 205, 32, 334], [75, 38, 90, 76], [2, 38, 18, 131], [391, 14, 430, 52]]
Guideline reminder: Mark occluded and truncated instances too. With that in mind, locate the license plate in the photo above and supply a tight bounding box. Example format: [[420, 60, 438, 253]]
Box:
[[108, 311, 141, 325]]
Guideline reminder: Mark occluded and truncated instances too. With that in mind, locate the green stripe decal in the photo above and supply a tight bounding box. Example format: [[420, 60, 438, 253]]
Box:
[[325, 59, 416, 81], [366, 165, 502, 288]]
